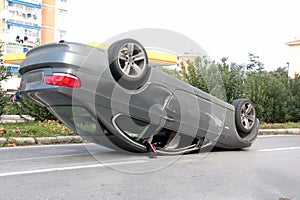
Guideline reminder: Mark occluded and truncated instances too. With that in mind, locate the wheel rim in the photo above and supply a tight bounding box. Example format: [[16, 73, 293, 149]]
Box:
[[117, 42, 147, 78], [240, 102, 255, 131]]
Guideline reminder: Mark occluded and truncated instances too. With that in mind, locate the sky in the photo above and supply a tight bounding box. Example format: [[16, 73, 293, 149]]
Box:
[[66, 0, 300, 71]]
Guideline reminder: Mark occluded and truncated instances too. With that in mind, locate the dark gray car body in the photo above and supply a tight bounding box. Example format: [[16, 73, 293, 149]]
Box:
[[19, 41, 259, 154]]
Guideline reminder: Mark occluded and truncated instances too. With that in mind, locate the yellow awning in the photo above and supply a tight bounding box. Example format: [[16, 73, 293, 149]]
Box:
[[3, 53, 26, 64], [147, 51, 177, 65], [88, 42, 177, 66], [4, 43, 178, 66]]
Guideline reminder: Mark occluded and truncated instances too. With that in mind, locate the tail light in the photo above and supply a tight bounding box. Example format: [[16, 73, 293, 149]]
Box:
[[44, 73, 82, 88]]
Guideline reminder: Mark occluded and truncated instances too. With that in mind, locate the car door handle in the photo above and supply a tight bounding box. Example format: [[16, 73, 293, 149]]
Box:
[[164, 116, 175, 122]]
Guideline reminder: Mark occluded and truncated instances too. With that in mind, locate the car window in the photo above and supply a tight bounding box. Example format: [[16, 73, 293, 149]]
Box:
[[114, 115, 150, 142], [50, 106, 99, 135]]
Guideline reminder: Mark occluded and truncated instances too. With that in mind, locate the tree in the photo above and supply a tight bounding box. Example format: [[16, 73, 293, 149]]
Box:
[[216, 58, 246, 103], [288, 73, 300, 122], [244, 66, 295, 123], [156, 66, 182, 81], [179, 53, 299, 123], [180, 58, 209, 93], [18, 100, 57, 121], [268, 68, 291, 122], [244, 53, 271, 122], [181, 56, 246, 102], [0, 41, 12, 115], [247, 53, 264, 71]]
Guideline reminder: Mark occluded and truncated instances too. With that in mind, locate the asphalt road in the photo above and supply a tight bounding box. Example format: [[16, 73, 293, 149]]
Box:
[[0, 135, 299, 200]]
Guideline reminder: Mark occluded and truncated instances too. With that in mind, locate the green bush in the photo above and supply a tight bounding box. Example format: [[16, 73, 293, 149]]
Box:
[[19, 100, 56, 121], [0, 92, 9, 116], [0, 66, 12, 115], [177, 55, 300, 123], [4, 100, 56, 121], [3, 102, 22, 115]]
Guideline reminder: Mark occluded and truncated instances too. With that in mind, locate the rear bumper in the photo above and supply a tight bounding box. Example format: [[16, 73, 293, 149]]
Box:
[[19, 41, 111, 107]]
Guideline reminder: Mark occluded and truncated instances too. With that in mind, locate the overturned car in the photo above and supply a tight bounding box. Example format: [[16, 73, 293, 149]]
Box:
[[19, 39, 259, 155]]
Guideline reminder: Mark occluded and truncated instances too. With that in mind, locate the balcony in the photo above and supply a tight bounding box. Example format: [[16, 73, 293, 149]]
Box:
[[1, 8, 41, 25], [7, 0, 41, 9], [4, 41, 37, 54]]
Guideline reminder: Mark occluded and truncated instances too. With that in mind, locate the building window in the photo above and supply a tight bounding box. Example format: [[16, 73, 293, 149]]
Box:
[[59, 30, 66, 40]]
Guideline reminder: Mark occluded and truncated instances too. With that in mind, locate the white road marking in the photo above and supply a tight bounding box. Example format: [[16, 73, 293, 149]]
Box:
[[0, 153, 92, 163], [259, 147, 300, 152], [0, 160, 148, 177]]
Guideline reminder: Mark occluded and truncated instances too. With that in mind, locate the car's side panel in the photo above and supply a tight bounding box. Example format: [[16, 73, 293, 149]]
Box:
[[163, 89, 226, 139], [146, 68, 259, 149]]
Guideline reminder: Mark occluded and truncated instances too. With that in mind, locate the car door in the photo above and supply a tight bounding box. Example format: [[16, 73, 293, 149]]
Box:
[[163, 89, 225, 138], [111, 83, 173, 141]]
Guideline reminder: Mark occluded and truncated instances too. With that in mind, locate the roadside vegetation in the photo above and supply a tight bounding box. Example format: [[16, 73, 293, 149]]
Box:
[[260, 122, 300, 129], [0, 42, 12, 116], [179, 53, 300, 123], [0, 120, 75, 138], [3, 101, 56, 121]]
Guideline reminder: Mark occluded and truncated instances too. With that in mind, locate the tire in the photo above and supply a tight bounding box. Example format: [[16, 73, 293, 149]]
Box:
[[108, 39, 150, 90], [232, 99, 256, 133]]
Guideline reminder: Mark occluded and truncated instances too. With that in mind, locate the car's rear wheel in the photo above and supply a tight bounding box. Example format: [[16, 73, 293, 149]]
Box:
[[232, 99, 256, 133], [108, 39, 150, 90]]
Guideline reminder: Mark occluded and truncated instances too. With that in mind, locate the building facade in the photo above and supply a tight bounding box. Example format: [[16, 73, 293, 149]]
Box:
[[286, 40, 300, 78], [0, 0, 68, 93], [41, 0, 68, 44]]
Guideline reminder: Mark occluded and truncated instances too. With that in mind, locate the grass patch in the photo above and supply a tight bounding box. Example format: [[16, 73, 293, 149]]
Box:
[[260, 122, 300, 129], [0, 120, 75, 138]]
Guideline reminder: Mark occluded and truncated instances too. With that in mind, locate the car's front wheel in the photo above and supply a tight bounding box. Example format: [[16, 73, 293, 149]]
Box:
[[108, 39, 150, 90], [232, 99, 256, 133]]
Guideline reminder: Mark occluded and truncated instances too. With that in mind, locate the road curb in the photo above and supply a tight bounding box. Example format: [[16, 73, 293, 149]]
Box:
[[35, 137, 58, 145], [0, 136, 83, 146], [259, 128, 300, 135], [56, 136, 82, 143], [8, 137, 36, 145]]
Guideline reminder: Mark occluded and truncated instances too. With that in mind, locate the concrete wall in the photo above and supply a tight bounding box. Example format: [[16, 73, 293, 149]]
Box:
[[288, 45, 300, 78], [287, 40, 300, 78]]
